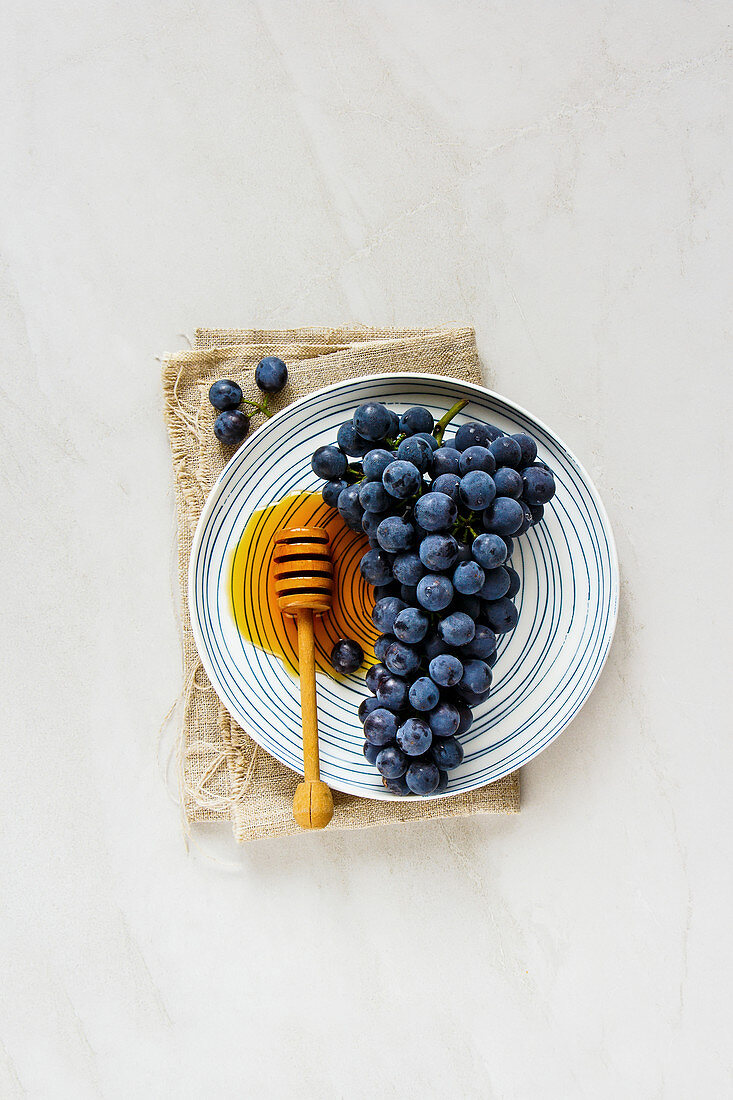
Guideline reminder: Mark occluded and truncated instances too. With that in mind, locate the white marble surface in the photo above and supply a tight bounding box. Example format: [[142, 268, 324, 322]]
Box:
[[1, 2, 732, 1096]]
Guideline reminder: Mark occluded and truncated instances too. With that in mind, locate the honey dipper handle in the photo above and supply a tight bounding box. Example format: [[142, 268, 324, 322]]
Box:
[[296, 610, 319, 779], [292, 610, 334, 829]]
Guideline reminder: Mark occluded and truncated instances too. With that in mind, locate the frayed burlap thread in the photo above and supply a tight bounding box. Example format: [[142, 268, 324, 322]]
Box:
[[162, 324, 519, 843]]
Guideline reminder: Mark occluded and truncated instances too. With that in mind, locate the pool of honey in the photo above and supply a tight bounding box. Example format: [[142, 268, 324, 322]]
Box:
[[228, 491, 378, 676]]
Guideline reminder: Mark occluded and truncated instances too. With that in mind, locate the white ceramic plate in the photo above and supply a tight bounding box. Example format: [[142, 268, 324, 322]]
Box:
[[189, 373, 618, 800]]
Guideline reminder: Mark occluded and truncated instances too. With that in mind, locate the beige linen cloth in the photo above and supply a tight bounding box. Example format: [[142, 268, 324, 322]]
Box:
[[162, 324, 519, 842]]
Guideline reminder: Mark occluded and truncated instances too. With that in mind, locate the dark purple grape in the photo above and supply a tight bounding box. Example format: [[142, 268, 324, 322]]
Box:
[[393, 606, 429, 644], [489, 436, 522, 468], [522, 465, 556, 505], [382, 460, 422, 499], [376, 674, 411, 711], [337, 422, 370, 457], [358, 481, 390, 512], [414, 492, 457, 532], [438, 612, 475, 647], [479, 567, 511, 601], [214, 410, 250, 445], [483, 497, 524, 536], [396, 717, 432, 756], [373, 634, 396, 662], [209, 379, 243, 410], [431, 473, 461, 500], [364, 708, 399, 746], [458, 446, 496, 475], [371, 597, 406, 633], [428, 701, 461, 737], [419, 534, 458, 571], [459, 471, 496, 510], [360, 548, 393, 587], [416, 574, 453, 611], [408, 677, 440, 712], [461, 659, 492, 695], [376, 744, 408, 778], [432, 447, 461, 476], [255, 356, 288, 394], [365, 663, 390, 693], [512, 433, 538, 467], [311, 445, 348, 480], [363, 741, 380, 765], [362, 448, 394, 481], [506, 567, 520, 599], [465, 623, 498, 659], [484, 597, 519, 634], [397, 436, 433, 473], [428, 654, 463, 688], [431, 737, 464, 771], [376, 516, 415, 552], [392, 552, 425, 586], [456, 703, 473, 735], [454, 422, 494, 450], [385, 641, 421, 677], [453, 560, 485, 595], [383, 774, 411, 795], [354, 402, 391, 441], [493, 467, 523, 499], [323, 479, 349, 508], [405, 761, 440, 795], [399, 406, 434, 435], [359, 697, 381, 723], [330, 638, 364, 674]]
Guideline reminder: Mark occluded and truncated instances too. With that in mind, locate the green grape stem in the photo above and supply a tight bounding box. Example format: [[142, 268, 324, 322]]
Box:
[[239, 393, 272, 418], [433, 399, 469, 444]]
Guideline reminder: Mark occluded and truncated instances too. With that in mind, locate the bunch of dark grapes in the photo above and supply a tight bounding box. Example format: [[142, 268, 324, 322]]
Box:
[[310, 399, 556, 797]]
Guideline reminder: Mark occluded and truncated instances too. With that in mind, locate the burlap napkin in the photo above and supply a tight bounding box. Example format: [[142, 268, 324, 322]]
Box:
[[162, 324, 519, 842]]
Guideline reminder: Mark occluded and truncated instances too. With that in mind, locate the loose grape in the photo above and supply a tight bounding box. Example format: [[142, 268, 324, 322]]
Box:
[[330, 638, 364, 674]]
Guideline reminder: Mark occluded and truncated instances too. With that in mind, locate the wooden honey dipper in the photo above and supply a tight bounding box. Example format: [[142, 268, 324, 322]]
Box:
[[272, 526, 335, 830]]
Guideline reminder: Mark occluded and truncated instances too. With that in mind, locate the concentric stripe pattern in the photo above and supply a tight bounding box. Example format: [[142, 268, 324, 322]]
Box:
[[189, 375, 619, 801]]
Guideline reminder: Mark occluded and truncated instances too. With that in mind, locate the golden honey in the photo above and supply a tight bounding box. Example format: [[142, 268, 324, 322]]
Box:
[[228, 491, 378, 676]]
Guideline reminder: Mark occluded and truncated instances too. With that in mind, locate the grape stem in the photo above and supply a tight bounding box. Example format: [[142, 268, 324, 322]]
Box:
[[239, 394, 272, 418], [433, 399, 469, 444]]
